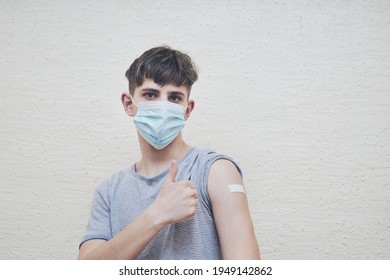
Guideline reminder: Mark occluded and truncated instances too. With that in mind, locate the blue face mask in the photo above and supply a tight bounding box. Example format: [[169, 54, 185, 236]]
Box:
[[133, 100, 187, 150]]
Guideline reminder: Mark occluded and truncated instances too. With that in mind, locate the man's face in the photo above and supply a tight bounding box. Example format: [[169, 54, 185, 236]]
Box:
[[122, 78, 195, 121], [133, 78, 189, 107]]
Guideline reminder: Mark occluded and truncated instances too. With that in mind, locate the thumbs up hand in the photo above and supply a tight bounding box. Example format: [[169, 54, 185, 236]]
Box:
[[153, 160, 199, 225]]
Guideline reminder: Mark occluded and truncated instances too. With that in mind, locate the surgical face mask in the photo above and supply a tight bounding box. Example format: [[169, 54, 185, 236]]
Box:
[[132, 100, 187, 150]]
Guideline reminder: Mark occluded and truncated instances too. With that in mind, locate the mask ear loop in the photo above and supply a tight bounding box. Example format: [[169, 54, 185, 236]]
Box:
[[129, 94, 138, 108], [126, 94, 138, 119]]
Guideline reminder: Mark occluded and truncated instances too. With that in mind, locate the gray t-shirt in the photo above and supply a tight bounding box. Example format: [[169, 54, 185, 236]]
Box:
[[80, 147, 242, 259]]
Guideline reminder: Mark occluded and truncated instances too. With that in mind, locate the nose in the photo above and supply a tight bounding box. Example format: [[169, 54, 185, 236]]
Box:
[[159, 93, 169, 102]]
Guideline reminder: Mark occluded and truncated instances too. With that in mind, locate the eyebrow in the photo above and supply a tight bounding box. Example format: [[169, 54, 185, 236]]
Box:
[[140, 88, 160, 93], [168, 91, 185, 97]]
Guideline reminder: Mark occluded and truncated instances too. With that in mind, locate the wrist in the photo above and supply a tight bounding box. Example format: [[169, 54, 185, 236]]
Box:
[[146, 203, 169, 231]]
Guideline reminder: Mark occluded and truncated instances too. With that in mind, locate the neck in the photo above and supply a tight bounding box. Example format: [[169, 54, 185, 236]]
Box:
[[136, 132, 191, 178]]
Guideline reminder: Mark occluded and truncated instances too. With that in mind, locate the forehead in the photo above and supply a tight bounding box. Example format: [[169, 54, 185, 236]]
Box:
[[136, 78, 189, 97]]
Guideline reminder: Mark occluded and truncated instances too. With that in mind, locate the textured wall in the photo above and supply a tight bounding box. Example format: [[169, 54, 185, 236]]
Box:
[[1, 0, 389, 259]]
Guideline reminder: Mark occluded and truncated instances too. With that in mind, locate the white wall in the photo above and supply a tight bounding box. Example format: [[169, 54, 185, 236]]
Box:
[[1, 0, 389, 259]]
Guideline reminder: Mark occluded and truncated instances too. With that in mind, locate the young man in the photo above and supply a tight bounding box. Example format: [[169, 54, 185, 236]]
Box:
[[78, 46, 260, 260]]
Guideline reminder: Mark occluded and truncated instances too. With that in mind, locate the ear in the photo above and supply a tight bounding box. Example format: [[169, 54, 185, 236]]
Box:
[[121, 92, 136, 117], [184, 99, 195, 121]]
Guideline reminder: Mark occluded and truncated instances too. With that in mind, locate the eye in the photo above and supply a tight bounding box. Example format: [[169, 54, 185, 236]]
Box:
[[143, 92, 156, 100], [169, 95, 182, 103]]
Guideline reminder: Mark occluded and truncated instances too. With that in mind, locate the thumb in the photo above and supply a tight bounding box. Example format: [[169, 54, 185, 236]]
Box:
[[165, 160, 178, 183]]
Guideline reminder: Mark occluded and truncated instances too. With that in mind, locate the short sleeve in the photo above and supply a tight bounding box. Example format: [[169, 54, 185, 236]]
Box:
[[79, 180, 113, 248]]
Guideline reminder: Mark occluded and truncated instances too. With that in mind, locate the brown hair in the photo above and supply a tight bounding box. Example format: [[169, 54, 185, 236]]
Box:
[[125, 46, 198, 95]]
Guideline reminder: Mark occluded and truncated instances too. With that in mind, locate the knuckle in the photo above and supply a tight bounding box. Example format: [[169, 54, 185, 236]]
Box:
[[188, 208, 196, 216]]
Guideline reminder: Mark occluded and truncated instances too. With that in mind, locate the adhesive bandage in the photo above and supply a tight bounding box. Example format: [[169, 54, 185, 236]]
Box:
[[228, 184, 245, 193]]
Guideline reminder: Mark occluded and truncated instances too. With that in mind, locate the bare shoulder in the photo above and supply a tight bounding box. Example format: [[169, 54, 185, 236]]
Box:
[[209, 159, 242, 182]]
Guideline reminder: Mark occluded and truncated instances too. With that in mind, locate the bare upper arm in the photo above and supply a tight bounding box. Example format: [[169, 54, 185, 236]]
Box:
[[208, 159, 260, 259]]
